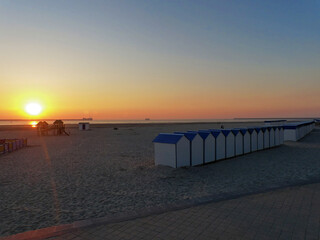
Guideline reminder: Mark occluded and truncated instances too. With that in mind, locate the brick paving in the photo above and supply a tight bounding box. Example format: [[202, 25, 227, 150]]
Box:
[[46, 181, 320, 240]]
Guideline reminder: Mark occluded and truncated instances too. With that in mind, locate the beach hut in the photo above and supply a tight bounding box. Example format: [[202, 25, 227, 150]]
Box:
[[264, 120, 286, 126], [53, 120, 69, 136], [210, 130, 225, 160], [0, 144, 4, 154], [283, 121, 314, 141], [12, 140, 17, 151], [232, 129, 243, 156], [255, 127, 263, 150], [308, 124, 312, 133], [174, 132, 203, 166], [153, 133, 190, 168], [7, 141, 13, 152], [5, 143, 9, 153], [15, 139, 20, 149], [269, 127, 275, 147], [197, 130, 215, 163], [0, 140, 6, 154], [261, 127, 269, 149], [79, 122, 90, 131], [279, 126, 284, 144], [313, 120, 317, 128], [221, 129, 235, 158], [274, 126, 280, 146], [36, 121, 49, 136], [23, 138, 28, 147], [248, 128, 257, 152], [284, 124, 299, 141], [238, 128, 250, 154]]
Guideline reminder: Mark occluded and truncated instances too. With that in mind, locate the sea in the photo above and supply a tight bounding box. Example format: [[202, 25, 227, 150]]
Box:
[[0, 118, 313, 126]]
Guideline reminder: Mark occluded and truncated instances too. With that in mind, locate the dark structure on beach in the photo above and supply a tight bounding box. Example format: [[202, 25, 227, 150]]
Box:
[[36, 120, 69, 136]]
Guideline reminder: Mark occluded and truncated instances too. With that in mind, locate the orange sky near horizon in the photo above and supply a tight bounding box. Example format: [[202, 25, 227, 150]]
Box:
[[1, 1, 320, 120], [2, 73, 319, 120]]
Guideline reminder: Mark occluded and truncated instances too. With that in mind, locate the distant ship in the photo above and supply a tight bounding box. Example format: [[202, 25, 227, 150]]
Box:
[[82, 117, 93, 121], [145, 118, 150, 121]]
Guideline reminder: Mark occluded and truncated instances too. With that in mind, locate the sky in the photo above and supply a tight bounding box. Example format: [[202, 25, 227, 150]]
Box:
[[0, 0, 319, 120]]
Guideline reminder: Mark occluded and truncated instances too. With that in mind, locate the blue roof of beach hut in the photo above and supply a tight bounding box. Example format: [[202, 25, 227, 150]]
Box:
[[174, 132, 197, 141], [197, 130, 210, 139], [221, 129, 231, 136], [233, 128, 247, 135], [209, 129, 221, 138], [247, 127, 256, 134], [261, 126, 267, 132], [264, 120, 286, 123], [254, 127, 261, 133], [153, 133, 184, 144], [231, 129, 240, 135]]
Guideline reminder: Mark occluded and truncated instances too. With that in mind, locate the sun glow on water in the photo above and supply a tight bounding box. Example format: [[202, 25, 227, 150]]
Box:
[[30, 121, 38, 127]]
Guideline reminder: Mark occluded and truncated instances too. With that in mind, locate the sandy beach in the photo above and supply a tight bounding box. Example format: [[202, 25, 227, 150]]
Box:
[[1, 122, 320, 237]]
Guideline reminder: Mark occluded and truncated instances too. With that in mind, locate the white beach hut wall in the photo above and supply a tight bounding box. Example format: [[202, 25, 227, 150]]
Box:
[[299, 125, 303, 138], [210, 130, 225, 160], [274, 126, 280, 146], [153, 133, 190, 168], [174, 132, 203, 166], [232, 129, 243, 156], [261, 127, 269, 149], [283, 121, 314, 142], [297, 126, 301, 140], [269, 127, 275, 147], [284, 125, 298, 141], [279, 126, 284, 144], [255, 127, 263, 150], [240, 129, 251, 154], [248, 128, 258, 152], [221, 129, 235, 158], [197, 130, 215, 164], [302, 124, 307, 136]]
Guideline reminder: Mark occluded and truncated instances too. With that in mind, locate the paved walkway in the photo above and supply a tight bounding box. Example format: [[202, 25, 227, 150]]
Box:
[[44, 181, 320, 240]]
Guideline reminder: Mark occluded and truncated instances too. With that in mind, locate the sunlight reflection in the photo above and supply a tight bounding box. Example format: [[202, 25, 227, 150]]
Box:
[[30, 121, 38, 128]]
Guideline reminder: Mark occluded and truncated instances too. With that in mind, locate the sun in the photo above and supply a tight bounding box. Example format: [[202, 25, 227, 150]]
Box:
[[25, 103, 42, 116]]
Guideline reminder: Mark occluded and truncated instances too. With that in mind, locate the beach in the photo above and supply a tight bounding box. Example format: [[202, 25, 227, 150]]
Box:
[[1, 122, 320, 237]]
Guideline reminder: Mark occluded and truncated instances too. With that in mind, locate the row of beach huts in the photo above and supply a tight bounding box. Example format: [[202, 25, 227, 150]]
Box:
[[0, 138, 28, 155], [153, 120, 315, 168]]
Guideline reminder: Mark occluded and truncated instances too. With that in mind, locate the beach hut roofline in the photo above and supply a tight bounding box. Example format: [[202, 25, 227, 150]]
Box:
[[221, 129, 231, 136], [174, 132, 197, 141], [247, 128, 256, 134], [197, 131, 210, 139], [153, 133, 184, 144], [231, 129, 240, 135]]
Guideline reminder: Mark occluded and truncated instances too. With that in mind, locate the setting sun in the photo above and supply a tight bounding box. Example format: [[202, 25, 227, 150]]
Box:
[[25, 103, 42, 116]]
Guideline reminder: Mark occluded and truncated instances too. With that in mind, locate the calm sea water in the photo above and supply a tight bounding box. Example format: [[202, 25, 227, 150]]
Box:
[[0, 118, 308, 126]]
